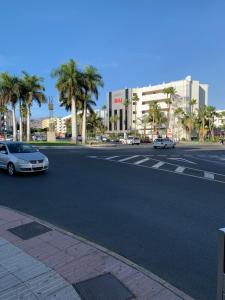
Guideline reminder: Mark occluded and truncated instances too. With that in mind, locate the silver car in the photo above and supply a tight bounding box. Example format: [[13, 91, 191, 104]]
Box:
[[0, 141, 49, 176]]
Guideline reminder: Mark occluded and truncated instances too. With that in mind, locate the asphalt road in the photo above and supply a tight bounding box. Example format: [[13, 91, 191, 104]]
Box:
[[1, 143, 225, 300]]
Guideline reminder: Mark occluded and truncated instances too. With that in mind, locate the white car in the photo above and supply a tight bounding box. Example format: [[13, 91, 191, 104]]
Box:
[[153, 138, 175, 149], [127, 137, 141, 145]]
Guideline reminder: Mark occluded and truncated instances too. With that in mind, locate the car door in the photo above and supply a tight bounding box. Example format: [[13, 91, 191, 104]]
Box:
[[0, 143, 9, 169]]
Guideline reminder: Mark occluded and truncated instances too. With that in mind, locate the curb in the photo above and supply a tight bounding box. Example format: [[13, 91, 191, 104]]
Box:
[[0, 205, 194, 300]]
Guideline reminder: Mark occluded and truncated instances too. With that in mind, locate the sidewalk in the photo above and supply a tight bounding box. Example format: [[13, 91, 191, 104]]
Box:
[[0, 206, 193, 300]]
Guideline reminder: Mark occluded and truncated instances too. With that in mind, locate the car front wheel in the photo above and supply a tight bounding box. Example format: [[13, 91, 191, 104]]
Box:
[[7, 163, 16, 176]]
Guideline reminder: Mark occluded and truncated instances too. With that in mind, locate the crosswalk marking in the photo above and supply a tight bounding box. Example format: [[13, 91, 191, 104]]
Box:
[[204, 171, 214, 180], [105, 156, 119, 160], [133, 158, 149, 165], [175, 166, 185, 173], [152, 161, 165, 169], [119, 155, 139, 162]]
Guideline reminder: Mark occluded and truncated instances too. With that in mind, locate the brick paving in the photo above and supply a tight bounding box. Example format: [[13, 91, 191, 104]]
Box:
[[0, 206, 193, 300]]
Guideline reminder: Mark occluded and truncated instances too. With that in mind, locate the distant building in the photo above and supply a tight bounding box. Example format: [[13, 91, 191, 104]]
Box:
[[106, 76, 208, 139], [0, 110, 13, 133], [214, 110, 225, 128], [30, 118, 46, 129]]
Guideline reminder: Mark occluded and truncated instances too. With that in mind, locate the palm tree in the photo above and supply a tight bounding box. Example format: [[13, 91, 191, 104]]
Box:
[[189, 98, 197, 114], [138, 114, 149, 137], [132, 94, 139, 134], [102, 104, 107, 127], [206, 105, 217, 140], [148, 101, 164, 138], [123, 99, 130, 132], [182, 113, 196, 141], [0, 73, 20, 141], [22, 72, 46, 141], [51, 59, 83, 144], [162, 87, 176, 134], [198, 105, 208, 141], [174, 107, 184, 140], [109, 115, 120, 131], [82, 66, 103, 144]]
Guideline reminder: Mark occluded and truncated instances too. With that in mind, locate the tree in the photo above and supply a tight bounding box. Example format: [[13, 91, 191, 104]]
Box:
[[148, 101, 166, 137], [109, 115, 120, 131], [206, 105, 217, 140], [162, 87, 176, 134], [22, 72, 46, 141], [0, 73, 20, 141], [189, 98, 197, 114], [174, 107, 184, 140], [123, 99, 130, 131], [51, 59, 83, 144], [132, 93, 139, 134], [102, 104, 107, 127], [82, 66, 103, 144], [198, 105, 208, 141], [87, 112, 106, 136], [138, 114, 149, 137]]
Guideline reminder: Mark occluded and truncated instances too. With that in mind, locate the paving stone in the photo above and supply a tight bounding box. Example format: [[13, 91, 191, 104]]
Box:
[[0, 273, 21, 293], [0, 283, 37, 300], [74, 273, 134, 300], [8, 221, 52, 240]]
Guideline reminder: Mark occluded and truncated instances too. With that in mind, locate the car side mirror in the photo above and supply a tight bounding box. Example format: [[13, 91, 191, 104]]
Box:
[[0, 150, 8, 155]]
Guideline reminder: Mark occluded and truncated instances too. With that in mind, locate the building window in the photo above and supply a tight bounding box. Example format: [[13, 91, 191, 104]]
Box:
[[124, 108, 128, 130]]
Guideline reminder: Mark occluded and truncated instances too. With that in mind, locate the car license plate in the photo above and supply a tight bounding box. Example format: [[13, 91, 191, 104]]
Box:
[[32, 163, 43, 168]]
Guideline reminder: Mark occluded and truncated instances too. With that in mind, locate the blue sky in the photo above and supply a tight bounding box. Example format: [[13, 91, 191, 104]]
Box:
[[0, 0, 225, 118]]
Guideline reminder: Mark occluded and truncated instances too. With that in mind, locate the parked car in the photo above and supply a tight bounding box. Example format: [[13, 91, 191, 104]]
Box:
[[141, 136, 152, 143], [127, 136, 141, 145], [153, 138, 176, 149], [0, 141, 49, 176]]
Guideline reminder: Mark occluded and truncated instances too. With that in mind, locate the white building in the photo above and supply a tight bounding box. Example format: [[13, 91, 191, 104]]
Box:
[[106, 76, 208, 140], [214, 110, 225, 128], [0, 110, 13, 133]]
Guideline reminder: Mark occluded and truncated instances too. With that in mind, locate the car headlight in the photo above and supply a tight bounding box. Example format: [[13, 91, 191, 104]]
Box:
[[44, 157, 49, 163]]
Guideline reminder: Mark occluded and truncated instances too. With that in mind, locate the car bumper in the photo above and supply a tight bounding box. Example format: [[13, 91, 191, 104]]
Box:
[[16, 163, 49, 172]]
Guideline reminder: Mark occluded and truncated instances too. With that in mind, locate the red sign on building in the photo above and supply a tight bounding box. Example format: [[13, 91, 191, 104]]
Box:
[[114, 98, 123, 104]]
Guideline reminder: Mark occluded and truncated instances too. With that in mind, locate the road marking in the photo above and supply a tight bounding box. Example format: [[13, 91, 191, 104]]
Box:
[[175, 166, 185, 173], [105, 156, 119, 160], [168, 158, 196, 165], [157, 155, 167, 157], [133, 158, 149, 165], [204, 171, 215, 180], [152, 161, 165, 169], [119, 155, 139, 162], [88, 156, 97, 158]]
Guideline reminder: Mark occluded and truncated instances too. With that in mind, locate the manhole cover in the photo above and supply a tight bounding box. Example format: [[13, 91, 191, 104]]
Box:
[[8, 221, 51, 240], [73, 273, 134, 300]]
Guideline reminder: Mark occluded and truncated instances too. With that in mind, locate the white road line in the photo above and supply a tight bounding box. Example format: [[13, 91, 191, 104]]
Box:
[[88, 156, 97, 158], [133, 158, 149, 165], [105, 156, 119, 160], [119, 155, 139, 162], [204, 171, 215, 180], [175, 166, 185, 173], [152, 161, 165, 169]]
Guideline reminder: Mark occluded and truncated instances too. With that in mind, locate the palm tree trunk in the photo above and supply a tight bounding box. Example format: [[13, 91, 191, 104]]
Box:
[[12, 105, 17, 141], [82, 100, 87, 144], [71, 96, 77, 144], [19, 101, 23, 142], [26, 105, 31, 142]]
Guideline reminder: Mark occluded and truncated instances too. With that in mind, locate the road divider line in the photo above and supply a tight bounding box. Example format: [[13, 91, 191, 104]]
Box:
[[152, 161, 165, 169], [175, 166, 185, 173], [119, 155, 139, 162], [133, 158, 149, 165], [105, 156, 119, 160], [204, 171, 215, 180]]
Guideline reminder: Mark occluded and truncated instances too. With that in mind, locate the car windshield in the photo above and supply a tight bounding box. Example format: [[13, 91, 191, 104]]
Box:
[[155, 139, 162, 142], [7, 143, 38, 153]]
